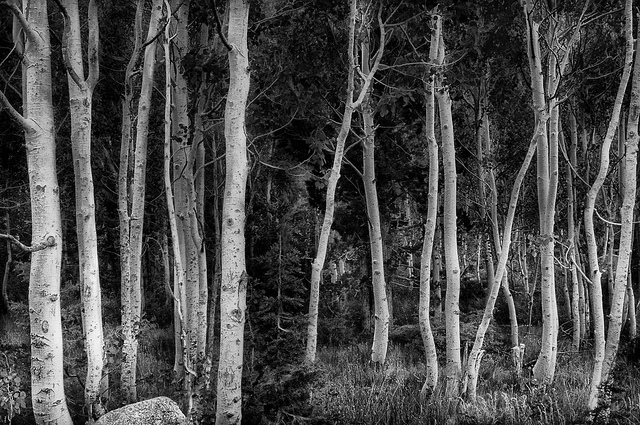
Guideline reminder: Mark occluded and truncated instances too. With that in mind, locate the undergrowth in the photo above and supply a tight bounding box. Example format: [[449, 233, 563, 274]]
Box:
[[4, 300, 640, 424], [311, 342, 640, 425]]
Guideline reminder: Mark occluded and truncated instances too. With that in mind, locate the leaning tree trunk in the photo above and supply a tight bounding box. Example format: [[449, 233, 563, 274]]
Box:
[[462, 120, 540, 400], [418, 12, 441, 398], [599, 13, 640, 411], [118, 0, 163, 403], [583, 0, 633, 414], [0, 2, 73, 423], [360, 28, 389, 367], [216, 0, 250, 423], [305, 0, 385, 362], [484, 114, 521, 371], [60, 0, 104, 420]]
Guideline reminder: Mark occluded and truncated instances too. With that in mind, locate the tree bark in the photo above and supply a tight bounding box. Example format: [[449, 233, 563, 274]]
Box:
[[118, 0, 163, 403], [360, 28, 390, 367], [462, 123, 539, 400], [599, 10, 640, 400], [60, 0, 104, 419], [582, 0, 633, 414], [216, 0, 250, 423], [305, 0, 385, 362], [418, 12, 441, 397], [521, 0, 581, 383], [0, 2, 74, 423], [436, 28, 461, 397]]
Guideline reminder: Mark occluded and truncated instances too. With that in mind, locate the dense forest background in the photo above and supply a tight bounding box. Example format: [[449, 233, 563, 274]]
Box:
[[2, 0, 640, 424]]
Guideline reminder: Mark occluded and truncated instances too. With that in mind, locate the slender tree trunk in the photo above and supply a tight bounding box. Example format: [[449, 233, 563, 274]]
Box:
[[485, 115, 520, 362], [191, 22, 211, 409], [566, 118, 581, 352], [305, 0, 385, 362], [599, 14, 640, 400], [463, 125, 539, 400], [521, 0, 581, 383], [60, 0, 104, 419], [118, 0, 163, 403], [0, 213, 11, 323], [216, 0, 250, 422], [360, 31, 389, 366], [418, 13, 441, 397], [433, 213, 444, 323], [583, 0, 633, 414], [162, 3, 193, 416], [435, 28, 461, 397], [0, 2, 73, 423], [169, 1, 203, 386]]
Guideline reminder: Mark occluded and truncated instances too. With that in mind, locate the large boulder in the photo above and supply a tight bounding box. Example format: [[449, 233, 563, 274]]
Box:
[[96, 397, 186, 425]]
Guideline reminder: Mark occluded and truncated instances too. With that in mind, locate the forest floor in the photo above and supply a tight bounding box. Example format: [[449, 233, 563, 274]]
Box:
[[3, 301, 640, 424]]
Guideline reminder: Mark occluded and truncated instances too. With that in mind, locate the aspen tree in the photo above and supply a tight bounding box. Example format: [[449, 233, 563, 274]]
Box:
[[418, 12, 441, 398], [0, 1, 73, 423], [597, 6, 640, 414], [583, 0, 632, 413], [118, 0, 163, 403], [360, 13, 390, 366], [305, 0, 386, 363], [168, 1, 207, 384], [521, 0, 583, 383], [162, 0, 194, 416], [566, 117, 580, 352], [569, 108, 587, 342], [58, 0, 104, 419], [484, 115, 521, 371], [463, 124, 539, 400], [216, 0, 250, 422], [435, 24, 462, 397]]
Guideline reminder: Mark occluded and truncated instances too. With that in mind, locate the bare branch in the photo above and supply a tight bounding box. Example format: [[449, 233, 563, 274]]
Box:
[[53, 0, 85, 90], [207, 0, 232, 51], [0, 1, 38, 45], [0, 233, 56, 252], [352, 3, 386, 109], [0, 89, 33, 132]]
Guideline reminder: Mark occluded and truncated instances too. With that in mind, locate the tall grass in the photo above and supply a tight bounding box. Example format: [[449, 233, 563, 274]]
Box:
[[311, 342, 640, 425]]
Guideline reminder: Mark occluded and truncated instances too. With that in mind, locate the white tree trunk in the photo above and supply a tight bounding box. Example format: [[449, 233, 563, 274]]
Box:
[[118, 0, 163, 403], [305, 0, 385, 362], [0, 2, 74, 423], [462, 123, 539, 399], [61, 0, 104, 419], [521, 0, 581, 383], [418, 13, 441, 397], [436, 29, 461, 397], [599, 13, 640, 398], [582, 0, 633, 413], [361, 32, 389, 367], [216, 0, 250, 423]]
